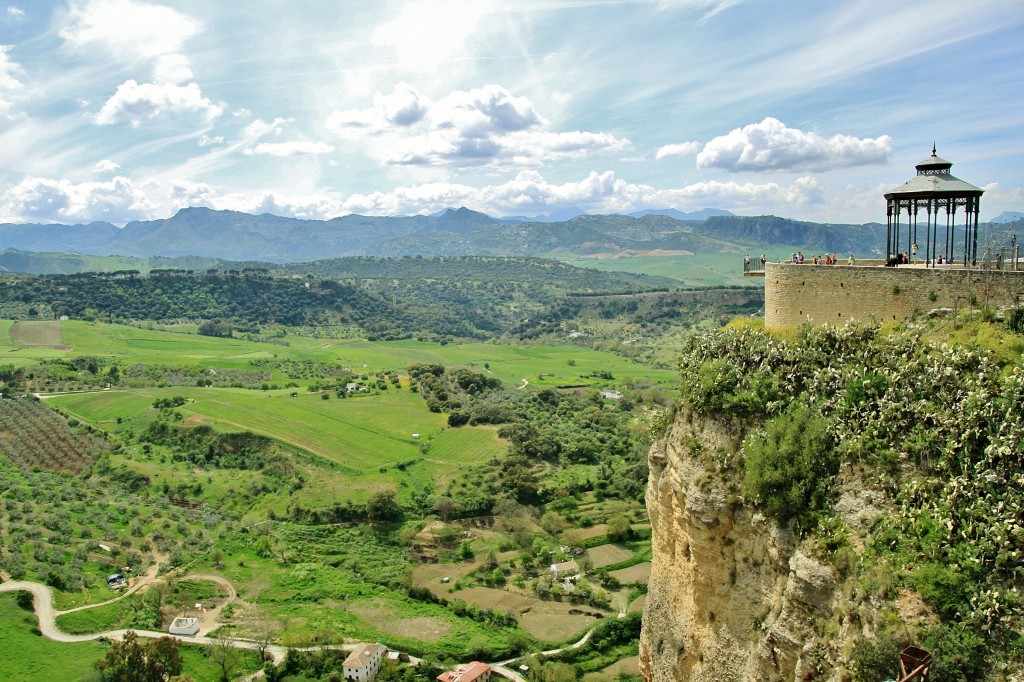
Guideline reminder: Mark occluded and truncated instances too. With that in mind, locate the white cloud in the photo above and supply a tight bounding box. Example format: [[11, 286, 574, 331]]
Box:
[[325, 83, 428, 135], [0, 167, 880, 226], [329, 84, 628, 168], [696, 117, 892, 172], [153, 53, 193, 84], [431, 85, 542, 136], [0, 44, 24, 114], [95, 80, 224, 125], [59, 0, 200, 62], [656, 141, 701, 159], [370, 0, 495, 72], [243, 117, 291, 139], [655, 0, 744, 23], [377, 82, 429, 126], [245, 140, 335, 157], [198, 134, 223, 147], [1, 175, 155, 223], [340, 168, 811, 217], [7, 6, 24, 19], [93, 158, 120, 173]]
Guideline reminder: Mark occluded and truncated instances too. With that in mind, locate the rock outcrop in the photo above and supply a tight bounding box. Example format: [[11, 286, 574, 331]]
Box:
[[640, 410, 845, 682]]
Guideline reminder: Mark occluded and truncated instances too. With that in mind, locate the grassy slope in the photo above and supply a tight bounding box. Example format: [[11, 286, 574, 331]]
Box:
[[14, 321, 676, 389], [0, 593, 104, 682], [553, 252, 780, 287]]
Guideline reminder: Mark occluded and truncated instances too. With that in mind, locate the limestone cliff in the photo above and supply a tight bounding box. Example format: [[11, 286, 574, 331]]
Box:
[[639, 410, 868, 682]]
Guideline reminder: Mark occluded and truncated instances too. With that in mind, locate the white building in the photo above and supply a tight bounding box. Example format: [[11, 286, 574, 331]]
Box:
[[344, 643, 387, 682], [168, 617, 200, 636]]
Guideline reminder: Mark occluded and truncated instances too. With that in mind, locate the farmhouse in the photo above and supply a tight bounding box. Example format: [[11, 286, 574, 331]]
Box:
[[343, 642, 387, 682], [437, 661, 492, 682], [550, 559, 579, 579]]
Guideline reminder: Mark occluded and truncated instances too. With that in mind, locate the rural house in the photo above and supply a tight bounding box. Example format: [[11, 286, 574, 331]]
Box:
[[550, 559, 579, 579], [437, 661, 492, 682], [343, 643, 387, 682]]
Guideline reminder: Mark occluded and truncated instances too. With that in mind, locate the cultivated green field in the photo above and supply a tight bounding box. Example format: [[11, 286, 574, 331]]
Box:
[[6, 320, 677, 390], [48, 385, 496, 502], [9, 320, 66, 347]]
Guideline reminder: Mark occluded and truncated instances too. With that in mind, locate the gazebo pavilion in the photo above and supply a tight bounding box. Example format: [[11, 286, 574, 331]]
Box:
[[885, 145, 984, 267]]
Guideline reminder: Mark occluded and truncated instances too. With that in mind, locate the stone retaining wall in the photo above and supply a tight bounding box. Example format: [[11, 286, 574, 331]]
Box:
[[764, 263, 1024, 327]]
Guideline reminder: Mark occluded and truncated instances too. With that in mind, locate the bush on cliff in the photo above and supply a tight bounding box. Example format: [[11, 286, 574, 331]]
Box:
[[741, 401, 838, 528]]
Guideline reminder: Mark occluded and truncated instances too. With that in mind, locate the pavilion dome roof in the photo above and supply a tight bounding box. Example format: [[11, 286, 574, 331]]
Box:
[[885, 146, 983, 198]]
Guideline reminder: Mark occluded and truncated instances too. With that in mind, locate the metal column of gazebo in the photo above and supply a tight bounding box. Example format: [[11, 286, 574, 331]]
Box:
[[884, 145, 984, 267]]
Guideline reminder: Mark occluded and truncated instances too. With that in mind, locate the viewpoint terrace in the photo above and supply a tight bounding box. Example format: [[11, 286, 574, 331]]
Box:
[[758, 147, 1024, 327]]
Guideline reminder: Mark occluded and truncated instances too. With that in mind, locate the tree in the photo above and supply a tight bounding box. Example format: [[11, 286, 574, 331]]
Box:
[[96, 631, 182, 682], [742, 402, 838, 528], [247, 603, 282, 663], [606, 514, 632, 542], [366, 488, 401, 523], [207, 632, 242, 682]]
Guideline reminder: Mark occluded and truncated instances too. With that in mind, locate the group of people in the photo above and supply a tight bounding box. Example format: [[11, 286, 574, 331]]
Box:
[[790, 252, 851, 265]]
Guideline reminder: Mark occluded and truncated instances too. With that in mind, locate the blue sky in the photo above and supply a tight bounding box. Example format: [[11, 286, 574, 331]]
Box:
[[0, 0, 1021, 226]]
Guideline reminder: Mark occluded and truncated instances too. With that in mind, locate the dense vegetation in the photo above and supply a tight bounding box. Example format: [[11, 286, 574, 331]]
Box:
[[408, 364, 654, 509], [0, 256, 692, 344], [676, 319, 1024, 680], [0, 318, 656, 680]]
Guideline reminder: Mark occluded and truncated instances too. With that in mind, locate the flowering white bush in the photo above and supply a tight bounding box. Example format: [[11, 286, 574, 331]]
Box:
[[677, 321, 1023, 658]]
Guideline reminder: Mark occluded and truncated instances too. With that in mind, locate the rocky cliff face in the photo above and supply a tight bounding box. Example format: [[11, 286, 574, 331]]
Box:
[[640, 411, 852, 682]]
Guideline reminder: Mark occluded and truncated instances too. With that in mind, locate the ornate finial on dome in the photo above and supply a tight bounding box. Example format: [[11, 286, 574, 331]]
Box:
[[932, 142, 937, 156]]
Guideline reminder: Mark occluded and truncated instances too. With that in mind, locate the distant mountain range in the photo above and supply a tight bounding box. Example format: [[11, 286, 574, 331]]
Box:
[[2, 205, 1009, 266], [992, 212, 1024, 224]]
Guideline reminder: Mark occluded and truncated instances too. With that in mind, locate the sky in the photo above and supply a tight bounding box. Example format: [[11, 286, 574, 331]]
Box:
[[0, 0, 1022, 227]]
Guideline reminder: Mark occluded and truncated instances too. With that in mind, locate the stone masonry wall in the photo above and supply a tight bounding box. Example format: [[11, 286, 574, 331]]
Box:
[[764, 262, 1024, 327]]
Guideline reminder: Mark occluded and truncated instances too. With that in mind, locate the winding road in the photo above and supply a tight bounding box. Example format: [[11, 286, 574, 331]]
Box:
[[0, 573, 297, 664], [1, 572, 598, 682]]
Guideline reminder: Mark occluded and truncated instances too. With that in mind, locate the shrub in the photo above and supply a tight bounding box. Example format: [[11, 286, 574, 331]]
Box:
[[1007, 306, 1024, 334], [849, 633, 905, 682], [924, 623, 989, 682], [741, 401, 838, 528]]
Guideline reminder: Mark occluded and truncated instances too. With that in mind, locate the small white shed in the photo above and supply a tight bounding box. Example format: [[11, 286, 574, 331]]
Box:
[[168, 617, 200, 636]]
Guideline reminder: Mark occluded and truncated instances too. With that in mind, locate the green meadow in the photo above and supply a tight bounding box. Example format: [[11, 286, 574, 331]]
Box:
[[554, 251, 788, 287], [30, 319, 673, 504], [0, 594, 105, 682], [8, 320, 677, 390]]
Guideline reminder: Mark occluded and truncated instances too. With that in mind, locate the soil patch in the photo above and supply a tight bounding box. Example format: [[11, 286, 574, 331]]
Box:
[[627, 594, 646, 614], [349, 598, 451, 642], [609, 562, 651, 585], [455, 587, 537, 613], [411, 561, 480, 599], [517, 599, 608, 643], [585, 544, 632, 569], [10, 320, 69, 349], [602, 656, 641, 676]]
